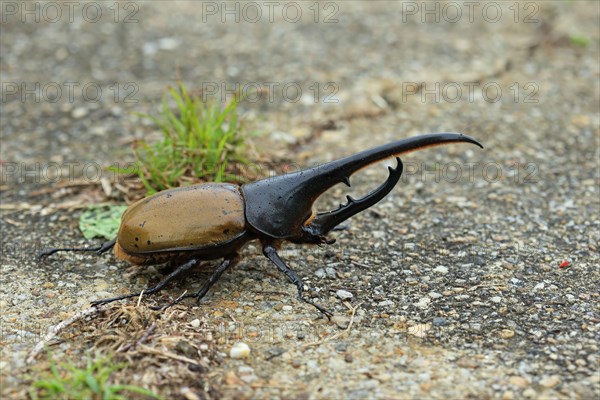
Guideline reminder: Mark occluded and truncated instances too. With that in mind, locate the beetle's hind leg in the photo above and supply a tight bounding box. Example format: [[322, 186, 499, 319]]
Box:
[[39, 238, 116, 260], [90, 258, 200, 306], [262, 242, 333, 318]]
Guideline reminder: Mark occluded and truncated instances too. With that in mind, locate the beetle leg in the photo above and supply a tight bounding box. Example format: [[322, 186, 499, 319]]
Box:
[[39, 238, 116, 260], [163, 255, 239, 308], [306, 158, 404, 237], [90, 258, 200, 306], [262, 242, 333, 318]]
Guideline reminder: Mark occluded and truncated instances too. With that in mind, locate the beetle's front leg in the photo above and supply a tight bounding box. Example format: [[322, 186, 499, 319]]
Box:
[[262, 242, 333, 318], [90, 258, 200, 306]]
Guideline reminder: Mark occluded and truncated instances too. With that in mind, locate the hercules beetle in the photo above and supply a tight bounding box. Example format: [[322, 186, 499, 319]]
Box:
[[41, 133, 482, 316]]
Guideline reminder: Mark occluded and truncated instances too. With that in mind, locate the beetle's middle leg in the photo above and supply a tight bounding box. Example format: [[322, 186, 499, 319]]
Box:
[[262, 242, 333, 318], [90, 258, 200, 306], [166, 254, 240, 307]]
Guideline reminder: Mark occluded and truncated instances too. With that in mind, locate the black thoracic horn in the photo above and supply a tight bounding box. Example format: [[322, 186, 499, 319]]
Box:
[[242, 133, 483, 239]]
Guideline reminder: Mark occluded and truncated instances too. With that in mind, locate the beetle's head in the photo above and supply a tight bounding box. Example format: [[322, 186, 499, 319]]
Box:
[[241, 133, 483, 242]]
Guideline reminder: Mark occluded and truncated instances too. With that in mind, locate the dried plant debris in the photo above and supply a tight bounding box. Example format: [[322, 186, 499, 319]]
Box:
[[22, 304, 224, 400]]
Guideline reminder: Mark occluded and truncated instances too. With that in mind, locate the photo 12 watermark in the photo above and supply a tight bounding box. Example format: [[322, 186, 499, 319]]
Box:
[[1, 81, 139, 104], [199, 81, 339, 104], [401, 81, 539, 104], [1, 1, 140, 24], [400, 161, 539, 184], [200, 1, 340, 24], [399, 1, 540, 24]]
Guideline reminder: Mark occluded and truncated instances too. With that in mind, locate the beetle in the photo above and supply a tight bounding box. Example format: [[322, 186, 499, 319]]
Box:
[[41, 133, 483, 316]]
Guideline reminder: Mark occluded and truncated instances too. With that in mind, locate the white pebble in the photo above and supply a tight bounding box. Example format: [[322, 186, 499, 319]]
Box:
[[190, 319, 200, 328], [336, 290, 354, 300], [491, 296, 502, 303], [434, 265, 449, 274], [71, 107, 88, 119], [415, 297, 431, 309], [229, 342, 251, 359]]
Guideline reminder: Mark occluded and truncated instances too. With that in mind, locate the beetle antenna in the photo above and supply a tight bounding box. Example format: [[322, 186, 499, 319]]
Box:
[[39, 238, 116, 260]]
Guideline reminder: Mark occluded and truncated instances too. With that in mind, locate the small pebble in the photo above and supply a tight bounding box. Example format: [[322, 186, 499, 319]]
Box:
[[229, 342, 250, 359], [190, 319, 200, 328], [500, 329, 515, 339], [415, 297, 430, 309], [456, 357, 479, 369], [325, 267, 337, 278], [408, 323, 431, 338], [509, 376, 529, 388], [502, 390, 514, 400], [433, 265, 449, 274], [491, 296, 502, 303], [335, 342, 348, 352], [336, 290, 353, 300], [332, 315, 350, 329], [539, 375, 561, 388], [71, 107, 88, 119], [175, 341, 197, 359], [306, 359, 319, 371], [224, 371, 242, 385]]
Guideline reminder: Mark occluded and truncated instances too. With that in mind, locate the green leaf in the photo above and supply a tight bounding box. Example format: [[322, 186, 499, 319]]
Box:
[[570, 34, 590, 47], [78, 205, 128, 240]]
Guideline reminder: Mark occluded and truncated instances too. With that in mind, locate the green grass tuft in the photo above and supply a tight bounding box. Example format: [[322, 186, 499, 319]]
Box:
[[29, 352, 160, 400], [128, 82, 248, 194]]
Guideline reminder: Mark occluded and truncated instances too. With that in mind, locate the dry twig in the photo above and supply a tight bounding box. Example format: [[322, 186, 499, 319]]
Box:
[[26, 305, 107, 364]]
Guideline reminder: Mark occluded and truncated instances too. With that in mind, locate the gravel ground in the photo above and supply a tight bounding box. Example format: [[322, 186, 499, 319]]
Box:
[[1, 1, 599, 399]]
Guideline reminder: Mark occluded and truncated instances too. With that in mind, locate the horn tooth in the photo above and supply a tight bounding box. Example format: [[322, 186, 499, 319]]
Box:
[[342, 177, 351, 187], [347, 195, 355, 204]]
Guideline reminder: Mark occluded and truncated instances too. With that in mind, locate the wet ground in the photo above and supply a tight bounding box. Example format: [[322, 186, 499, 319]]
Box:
[[1, 1, 599, 399]]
